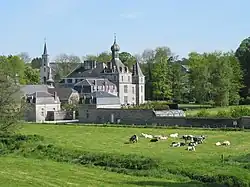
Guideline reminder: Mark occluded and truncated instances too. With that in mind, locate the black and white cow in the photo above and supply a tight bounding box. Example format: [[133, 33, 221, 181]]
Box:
[[129, 135, 138, 143]]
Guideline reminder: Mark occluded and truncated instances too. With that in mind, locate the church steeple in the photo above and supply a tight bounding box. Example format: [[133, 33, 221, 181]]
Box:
[[40, 39, 50, 84], [43, 41, 47, 55], [42, 39, 49, 67]]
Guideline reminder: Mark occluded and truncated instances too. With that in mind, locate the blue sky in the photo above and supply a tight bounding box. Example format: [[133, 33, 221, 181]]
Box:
[[0, 0, 249, 60]]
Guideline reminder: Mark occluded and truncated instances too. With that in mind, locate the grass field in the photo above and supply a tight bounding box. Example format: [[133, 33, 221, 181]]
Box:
[[1, 124, 250, 186], [1, 156, 196, 187], [185, 105, 250, 116], [12, 124, 250, 186]]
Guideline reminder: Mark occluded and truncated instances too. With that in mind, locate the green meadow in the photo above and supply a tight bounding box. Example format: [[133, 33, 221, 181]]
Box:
[[0, 124, 250, 186]]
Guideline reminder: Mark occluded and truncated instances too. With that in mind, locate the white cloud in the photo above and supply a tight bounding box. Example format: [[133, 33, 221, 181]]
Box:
[[120, 12, 143, 19]]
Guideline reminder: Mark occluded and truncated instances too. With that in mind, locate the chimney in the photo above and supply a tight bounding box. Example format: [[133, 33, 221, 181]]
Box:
[[53, 91, 57, 100]]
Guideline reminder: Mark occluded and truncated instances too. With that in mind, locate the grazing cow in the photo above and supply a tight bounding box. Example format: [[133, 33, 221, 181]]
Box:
[[171, 142, 180, 147], [222, 141, 230, 146], [180, 142, 186, 146], [188, 142, 197, 147], [182, 135, 194, 143], [150, 138, 159, 142], [187, 146, 196, 151], [129, 135, 138, 143], [215, 142, 221, 146], [170, 133, 178, 138], [193, 136, 205, 144], [141, 133, 153, 139], [153, 135, 162, 139], [159, 136, 168, 140]]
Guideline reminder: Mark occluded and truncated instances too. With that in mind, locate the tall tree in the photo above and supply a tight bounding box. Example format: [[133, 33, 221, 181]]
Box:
[[188, 52, 212, 104], [0, 70, 24, 134], [17, 52, 31, 63], [23, 65, 40, 85], [97, 52, 111, 62], [188, 51, 243, 106], [235, 37, 250, 97], [151, 47, 173, 100], [170, 63, 188, 102], [54, 53, 81, 80], [119, 52, 136, 70], [30, 57, 42, 69]]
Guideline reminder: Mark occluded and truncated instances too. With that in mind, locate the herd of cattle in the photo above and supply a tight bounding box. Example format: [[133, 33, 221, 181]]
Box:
[[129, 133, 231, 151]]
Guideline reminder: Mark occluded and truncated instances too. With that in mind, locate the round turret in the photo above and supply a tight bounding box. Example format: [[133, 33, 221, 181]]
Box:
[[111, 42, 120, 52]]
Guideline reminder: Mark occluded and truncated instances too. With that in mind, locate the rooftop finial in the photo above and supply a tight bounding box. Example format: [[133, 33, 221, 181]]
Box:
[[44, 37, 46, 43], [114, 33, 116, 43]]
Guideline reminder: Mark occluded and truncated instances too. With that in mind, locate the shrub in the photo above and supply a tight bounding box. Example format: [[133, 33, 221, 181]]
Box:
[[31, 144, 160, 170], [216, 110, 231, 118], [230, 106, 250, 118], [124, 101, 170, 110], [196, 109, 211, 117], [239, 97, 250, 105]]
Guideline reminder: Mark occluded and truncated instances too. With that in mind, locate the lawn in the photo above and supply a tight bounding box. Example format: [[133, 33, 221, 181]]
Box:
[[185, 105, 250, 116], [0, 156, 195, 187], [18, 124, 250, 186]]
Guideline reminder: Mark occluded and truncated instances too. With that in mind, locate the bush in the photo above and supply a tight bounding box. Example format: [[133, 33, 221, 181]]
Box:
[[124, 101, 170, 110], [167, 168, 249, 187], [30, 144, 159, 170], [230, 106, 250, 118], [196, 109, 211, 117], [216, 110, 231, 118], [239, 97, 250, 105]]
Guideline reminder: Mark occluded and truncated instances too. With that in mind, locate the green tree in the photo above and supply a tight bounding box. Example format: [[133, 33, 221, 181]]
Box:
[[170, 63, 188, 102], [188, 52, 212, 104], [30, 57, 42, 69], [119, 52, 136, 70], [96, 52, 111, 62], [235, 37, 250, 97], [188, 51, 243, 106], [17, 52, 31, 63], [151, 47, 173, 100], [0, 70, 23, 134], [54, 53, 81, 80], [23, 65, 40, 84]]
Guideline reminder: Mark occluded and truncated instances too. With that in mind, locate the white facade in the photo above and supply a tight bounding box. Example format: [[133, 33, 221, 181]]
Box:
[[35, 103, 61, 122]]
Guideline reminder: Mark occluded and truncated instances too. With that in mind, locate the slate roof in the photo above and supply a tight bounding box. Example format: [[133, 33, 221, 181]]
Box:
[[28, 91, 61, 104], [48, 87, 78, 101], [90, 91, 118, 98], [65, 63, 105, 79], [132, 61, 144, 77], [74, 78, 116, 87], [85, 91, 120, 105], [21, 85, 48, 95]]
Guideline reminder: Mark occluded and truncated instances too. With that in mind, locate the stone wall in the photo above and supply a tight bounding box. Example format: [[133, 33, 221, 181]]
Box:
[[79, 108, 185, 125], [79, 107, 250, 128], [186, 117, 240, 128], [47, 111, 74, 121]]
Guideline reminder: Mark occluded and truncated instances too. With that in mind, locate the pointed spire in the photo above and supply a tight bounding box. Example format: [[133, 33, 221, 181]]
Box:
[[114, 33, 116, 43], [43, 38, 47, 55]]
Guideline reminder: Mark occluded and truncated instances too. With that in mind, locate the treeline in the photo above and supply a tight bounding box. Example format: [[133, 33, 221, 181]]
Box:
[[14, 36, 250, 107]]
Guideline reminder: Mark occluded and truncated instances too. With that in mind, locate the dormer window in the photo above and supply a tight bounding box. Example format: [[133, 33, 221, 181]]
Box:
[[119, 67, 122, 72]]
